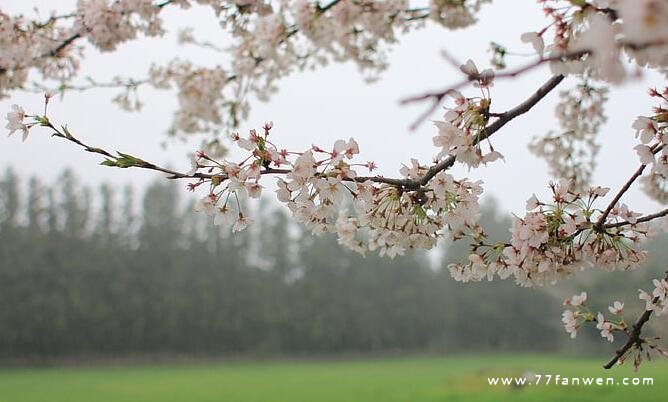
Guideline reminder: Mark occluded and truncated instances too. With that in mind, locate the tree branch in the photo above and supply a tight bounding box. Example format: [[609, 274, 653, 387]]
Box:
[[595, 144, 664, 230], [402, 39, 668, 130], [603, 271, 668, 369], [596, 165, 648, 230], [603, 207, 668, 229], [401, 53, 582, 129], [416, 74, 565, 186]]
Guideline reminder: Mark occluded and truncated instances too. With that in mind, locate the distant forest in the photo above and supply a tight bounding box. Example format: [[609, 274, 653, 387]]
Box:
[[0, 167, 666, 362]]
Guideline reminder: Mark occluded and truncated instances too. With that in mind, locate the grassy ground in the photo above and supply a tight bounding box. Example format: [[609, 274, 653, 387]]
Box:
[[0, 355, 666, 402]]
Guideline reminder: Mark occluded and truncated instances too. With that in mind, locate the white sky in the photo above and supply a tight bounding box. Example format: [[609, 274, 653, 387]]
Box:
[[0, 0, 664, 218]]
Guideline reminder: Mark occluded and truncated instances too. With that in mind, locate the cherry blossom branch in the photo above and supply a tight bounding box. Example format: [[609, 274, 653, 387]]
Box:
[[39, 116, 410, 184], [402, 40, 668, 129], [416, 74, 565, 186], [42, 33, 81, 59], [40, 114, 383, 183], [6, 0, 429, 80], [596, 166, 648, 229], [603, 271, 668, 369], [5, 0, 436, 125], [401, 53, 583, 129], [333, 74, 565, 189]]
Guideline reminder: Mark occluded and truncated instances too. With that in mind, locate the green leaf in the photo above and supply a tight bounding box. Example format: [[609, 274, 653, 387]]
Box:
[[61, 125, 74, 139], [35, 115, 50, 126], [115, 152, 145, 168]]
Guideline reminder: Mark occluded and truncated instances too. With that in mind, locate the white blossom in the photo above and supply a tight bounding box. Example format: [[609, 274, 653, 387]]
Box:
[[521, 32, 545, 56], [596, 313, 615, 342], [5, 104, 29, 141], [232, 214, 254, 232], [566, 292, 588, 307], [562, 309, 578, 339], [608, 301, 624, 315]]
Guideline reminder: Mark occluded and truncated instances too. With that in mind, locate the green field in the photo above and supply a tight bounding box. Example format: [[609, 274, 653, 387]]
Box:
[[0, 355, 666, 402]]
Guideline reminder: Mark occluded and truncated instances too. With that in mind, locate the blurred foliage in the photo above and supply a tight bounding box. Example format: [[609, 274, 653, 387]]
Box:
[[0, 167, 666, 361]]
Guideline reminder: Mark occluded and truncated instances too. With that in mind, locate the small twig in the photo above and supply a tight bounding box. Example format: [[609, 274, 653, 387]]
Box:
[[596, 164, 648, 230], [43, 33, 81, 58], [603, 208, 668, 229], [402, 39, 668, 130], [33, 12, 77, 29], [595, 144, 664, 230], [317, 0, 343, 13]]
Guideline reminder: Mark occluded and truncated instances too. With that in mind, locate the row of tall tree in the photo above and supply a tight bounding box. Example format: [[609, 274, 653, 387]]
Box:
[[0, 167, 665, 362]]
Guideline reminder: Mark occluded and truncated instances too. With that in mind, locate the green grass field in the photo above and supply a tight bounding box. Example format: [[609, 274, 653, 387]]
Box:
[[0, 355, 666, 402]]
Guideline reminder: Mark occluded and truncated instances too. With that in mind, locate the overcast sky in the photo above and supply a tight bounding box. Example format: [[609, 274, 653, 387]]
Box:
[[1, 0, 664, 219]]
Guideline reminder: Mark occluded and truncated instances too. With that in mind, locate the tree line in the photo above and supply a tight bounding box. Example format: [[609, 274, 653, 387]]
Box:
[[0, 167, 665, 362]]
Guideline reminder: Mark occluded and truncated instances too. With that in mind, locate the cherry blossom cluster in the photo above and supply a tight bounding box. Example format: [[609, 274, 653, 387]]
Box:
[[333, 170, 484, 257], [429, 0, 491, 30], [529, 79, 608, 190], [448, 179, 655, 287], [179, 119, 488, 258], [562, 283, 668, 370], [0, 1, 493, 139], [432, 62, 503, 169], [639, 278, 668, 317], [632, 88, 668, 203], [0, 11, 80, 96], [519, 0, 668, 83], [562, 291, 627, 342], [148, 60, 231, 135], [74, 0, 164, 51], [184, 94, 493, 257]]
